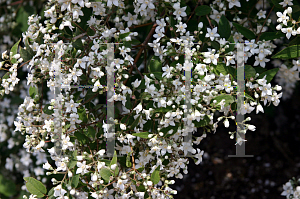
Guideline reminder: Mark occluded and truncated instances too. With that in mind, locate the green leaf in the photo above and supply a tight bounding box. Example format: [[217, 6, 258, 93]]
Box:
[[288, 35, 300, 46], [0, 174, 17, 197], [119, 32, 131, 39], [257, 68, 279, 83], [125, 95, 133, 110], [150, 166, 160, 185], [130, 115, 141, 130], [255, 66, 267, 74], [20, 47, 33, 62], [193, 115, 211, 128], [87, 126, 96, 139], [154, 106, 172, 113], [132, 132, 150, 139], [109, 151, 119, 176], [270, 0, 284, 9], [100, 168, 112, 182], [78, 106, 88, 123], [71, 174, 80, 188], [74, 131, 89, 145], [244, 65, 256, 80], [43, 104, 54, 115], [224, 35, 235, 54], [73, 38, 83, 49], [259, 32, 285, 41], [23, 177, 46, 198], [2, 72, 11, 80], [210, 94, 235, 107], [245, 92, 255, 102], [16, 7, 30, 33], [195, 5, 212, 16], [232, 22, 256, 40], [219, 15, 231, 40], [126, 153, 132, 167], [214, 63, 236, 79], [272, 45, 300, 59], [69, 150, 78, 169], [149, 56, 162, 73], [10, 39, 21, 64], [29, 86, 38, 99]]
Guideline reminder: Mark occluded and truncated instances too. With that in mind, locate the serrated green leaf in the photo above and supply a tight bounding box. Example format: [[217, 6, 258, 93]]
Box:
[[195, 5, 212, 16], [219, 15, 231, 40], [29, 86, 38, 99], [150, 166, 160, 185], [100, 168, 112, 182], [232, 22, 256, 40], [257, 68, 279, 83], [24, 177, 46, 198], [272, 45, 300, 59], [71, 174, 80, 188], [10, 39, 21, 64], [132, 132, 150, 139]]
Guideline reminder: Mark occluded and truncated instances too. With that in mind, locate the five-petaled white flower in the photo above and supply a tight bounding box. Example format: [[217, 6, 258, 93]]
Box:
[[76, 161, 90, 175], [65, 99, 79, 113], [205, 27, 220, 41]]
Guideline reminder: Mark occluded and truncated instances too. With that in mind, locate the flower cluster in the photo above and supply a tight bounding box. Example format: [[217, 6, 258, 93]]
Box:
[[0, 0, 299, 198]]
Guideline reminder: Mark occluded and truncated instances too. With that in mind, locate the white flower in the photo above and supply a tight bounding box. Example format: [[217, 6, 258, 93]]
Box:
[[203, 51, 219, 65], [257, 10, 266, 19], [173, 3, 187, 19], [131, 79, 142, 88], [65, 99, 79, 113], [224, 119, 229, 128], [122, 12, 138, 27], [175, 22, 187, 33], [281, 27, 296, 39], [54, 184, 67, 197], [205, 27, 220, 41], [227, 0, 241, 9], [111, 164, 117, 170], [76, 161, 90, 175], [61, 134, 74, 150], [279, 0, 293, 7], [120, 123, 126, 130], [107, 0, 118, 7], [256, 104, 264, 114], [198, 22, 203, 29], [194, 148, 204, 165], [247, 124, 256, 131], [277, 11, 289, 25]]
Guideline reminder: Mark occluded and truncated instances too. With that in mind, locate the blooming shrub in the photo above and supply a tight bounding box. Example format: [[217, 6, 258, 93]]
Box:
[[0, 0, 300, 198]]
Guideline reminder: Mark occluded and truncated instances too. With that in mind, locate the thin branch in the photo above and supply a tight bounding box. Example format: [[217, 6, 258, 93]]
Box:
[[256, 5, 275, 43]]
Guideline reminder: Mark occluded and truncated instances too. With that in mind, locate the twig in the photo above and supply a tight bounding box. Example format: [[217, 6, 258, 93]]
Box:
[[256, 5, 275, 43]]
